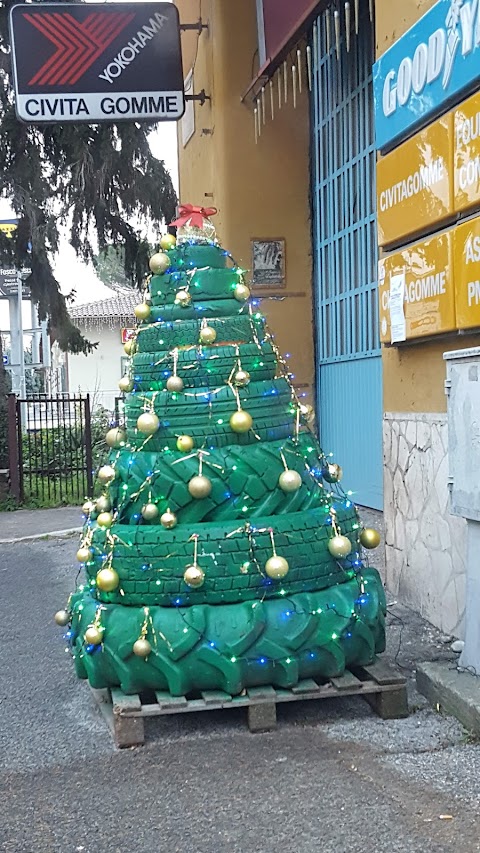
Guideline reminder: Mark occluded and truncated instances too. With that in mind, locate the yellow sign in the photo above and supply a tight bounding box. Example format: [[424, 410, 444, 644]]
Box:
[[377, 114, 453, 248], [454, 217, 480, 331], [379, 231, 455, 343], [453, 90, 480, 214], [0, 220, 17, 238]]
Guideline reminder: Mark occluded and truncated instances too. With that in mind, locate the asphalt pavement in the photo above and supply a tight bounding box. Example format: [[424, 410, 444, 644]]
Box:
[[1, 536, 480, 853]]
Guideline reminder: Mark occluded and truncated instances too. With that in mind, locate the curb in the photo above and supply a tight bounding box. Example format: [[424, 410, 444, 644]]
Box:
[[417, 660, 480, 735], [0, 527, 82, 545]]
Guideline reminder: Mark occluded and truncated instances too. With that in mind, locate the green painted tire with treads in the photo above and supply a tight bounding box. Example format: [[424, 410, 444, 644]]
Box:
[[71, 568, 386, 695], [135, 314, 264, 353], [86, 505, 359, 607], [131, 342, 277, 390]]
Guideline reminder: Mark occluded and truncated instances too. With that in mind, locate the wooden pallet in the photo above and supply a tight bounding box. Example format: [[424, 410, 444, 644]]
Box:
[[90, 658, 408, 748]]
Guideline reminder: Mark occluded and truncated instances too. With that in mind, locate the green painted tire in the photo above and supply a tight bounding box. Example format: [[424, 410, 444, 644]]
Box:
[[125, 378, 294, 450], [151, 267, 240, 304], [131, 342, 277, 390], [87, 504, 359, 607], [70, 568, 386, 695], [135, 314, 263, 353]]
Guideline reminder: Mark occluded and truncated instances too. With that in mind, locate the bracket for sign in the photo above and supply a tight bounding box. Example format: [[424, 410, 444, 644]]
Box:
[[185, 89, 210, 106], [180, 20, 208, 34]]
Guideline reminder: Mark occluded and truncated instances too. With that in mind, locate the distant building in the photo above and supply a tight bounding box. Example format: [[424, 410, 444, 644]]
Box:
[[67, 288, 137, 411]]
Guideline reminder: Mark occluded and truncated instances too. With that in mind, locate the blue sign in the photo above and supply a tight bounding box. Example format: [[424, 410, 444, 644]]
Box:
[[374, 0, 480, 151], [3, 354, 8, 365]]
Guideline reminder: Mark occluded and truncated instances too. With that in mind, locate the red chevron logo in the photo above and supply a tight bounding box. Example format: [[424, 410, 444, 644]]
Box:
[[24, 11, 135, 86]]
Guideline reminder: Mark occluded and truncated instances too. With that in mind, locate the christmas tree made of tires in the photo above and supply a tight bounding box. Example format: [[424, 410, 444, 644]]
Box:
[[55, 205, 386, 697]]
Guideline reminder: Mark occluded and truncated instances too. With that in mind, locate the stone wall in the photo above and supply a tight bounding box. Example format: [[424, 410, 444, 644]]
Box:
[[383, 413, 466, 638]]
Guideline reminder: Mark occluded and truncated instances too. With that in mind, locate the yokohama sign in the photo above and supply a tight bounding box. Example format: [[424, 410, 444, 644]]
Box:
[[9, 2, 185, 123]]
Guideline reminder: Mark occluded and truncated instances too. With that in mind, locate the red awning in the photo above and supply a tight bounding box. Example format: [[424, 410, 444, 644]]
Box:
[[243, 0, 322, 100]]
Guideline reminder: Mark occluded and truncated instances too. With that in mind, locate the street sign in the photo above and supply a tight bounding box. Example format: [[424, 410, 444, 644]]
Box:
[[0, 219, 18, 238], [2, 354, 8, 365], [9, 2, 185, 123], [121, 328, 135, 344], [0, 268, 31, 299]]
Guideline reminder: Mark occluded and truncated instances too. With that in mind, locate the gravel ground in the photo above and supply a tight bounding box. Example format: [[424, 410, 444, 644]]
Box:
[[1, 536, 479, 853]]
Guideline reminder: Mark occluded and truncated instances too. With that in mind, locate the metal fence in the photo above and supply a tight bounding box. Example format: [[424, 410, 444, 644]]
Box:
[[8, 393, 93, 505]]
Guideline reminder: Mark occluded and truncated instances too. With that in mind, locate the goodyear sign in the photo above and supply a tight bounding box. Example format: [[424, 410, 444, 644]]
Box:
[[374, 0, 480, 151], [377, 113, 453, 247], [379, 230, 455, 343], [9, 3, 184, 123]]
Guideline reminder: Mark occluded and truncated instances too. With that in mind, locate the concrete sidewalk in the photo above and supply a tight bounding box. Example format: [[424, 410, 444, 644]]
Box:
[[0, 506, 82, 543]]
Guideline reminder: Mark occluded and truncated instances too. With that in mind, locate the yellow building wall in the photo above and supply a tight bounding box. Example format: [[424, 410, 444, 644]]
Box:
[[175, 0, 314, 398], [377, 0, 480, 413]]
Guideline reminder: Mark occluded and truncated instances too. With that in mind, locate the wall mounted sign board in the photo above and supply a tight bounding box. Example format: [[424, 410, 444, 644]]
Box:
[[379, 230, 455, 343], [453, 89, 480, 213], [454, 216, 480, 330], [373, 0, 480, 152], [377, 112, 453, 247], [9, 2, 184, 123], [251, 239, 286, 287]]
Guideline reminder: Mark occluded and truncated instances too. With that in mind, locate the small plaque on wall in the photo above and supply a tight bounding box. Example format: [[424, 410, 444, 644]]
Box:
[[251, 238, 285, 287]]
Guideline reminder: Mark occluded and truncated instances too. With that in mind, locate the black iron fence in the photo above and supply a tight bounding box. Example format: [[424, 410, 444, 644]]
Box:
[[8, 393, 93, 505]]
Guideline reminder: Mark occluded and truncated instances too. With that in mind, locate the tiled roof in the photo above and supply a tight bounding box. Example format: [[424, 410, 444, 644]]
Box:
[[69, 289, 137, 328]]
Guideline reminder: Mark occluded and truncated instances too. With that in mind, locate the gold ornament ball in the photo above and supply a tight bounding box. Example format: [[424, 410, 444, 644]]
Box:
[[174, 289, 192, 307], [134, 302, 151, 322], [300, 404, 316, 425], [328, 535, 352, 559], [265, 555, 290, 579], [234, 283, 251, 302], [141, 502, 159, 521], [278, 469, 302, 493], [84, 625, 104, 646], [234, 369, 251, 387], [199, 325, 217, 345], [160, 233, 177, 251], [123, 339, 135, 356], [105, 427, 126, 449], [97, 511, 114, 529], [360, 527, 381, 550], [166, 375, 184, 392], [160, 510, 177, 529], [188, 475, 212, 499], [95, 495, 111, 513], [82, 500, 95, 515], [229, 409, 253, 434], [76, 546, 92, 563], [118, 375, 134, 393], [176, 434, 194, 452], [137, 411, 160, 435], [98, 465, 116, 484], [149, 251, 170, 274], [322, 463, 343, 483], [96, 567, 120, 592], [183, 564, 205, 588], [54, 609, 70, 626], [133, 637, 152, 658]]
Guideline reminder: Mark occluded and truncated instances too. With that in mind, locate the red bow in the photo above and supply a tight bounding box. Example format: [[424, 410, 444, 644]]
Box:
[[169, 204, 218, 229]]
